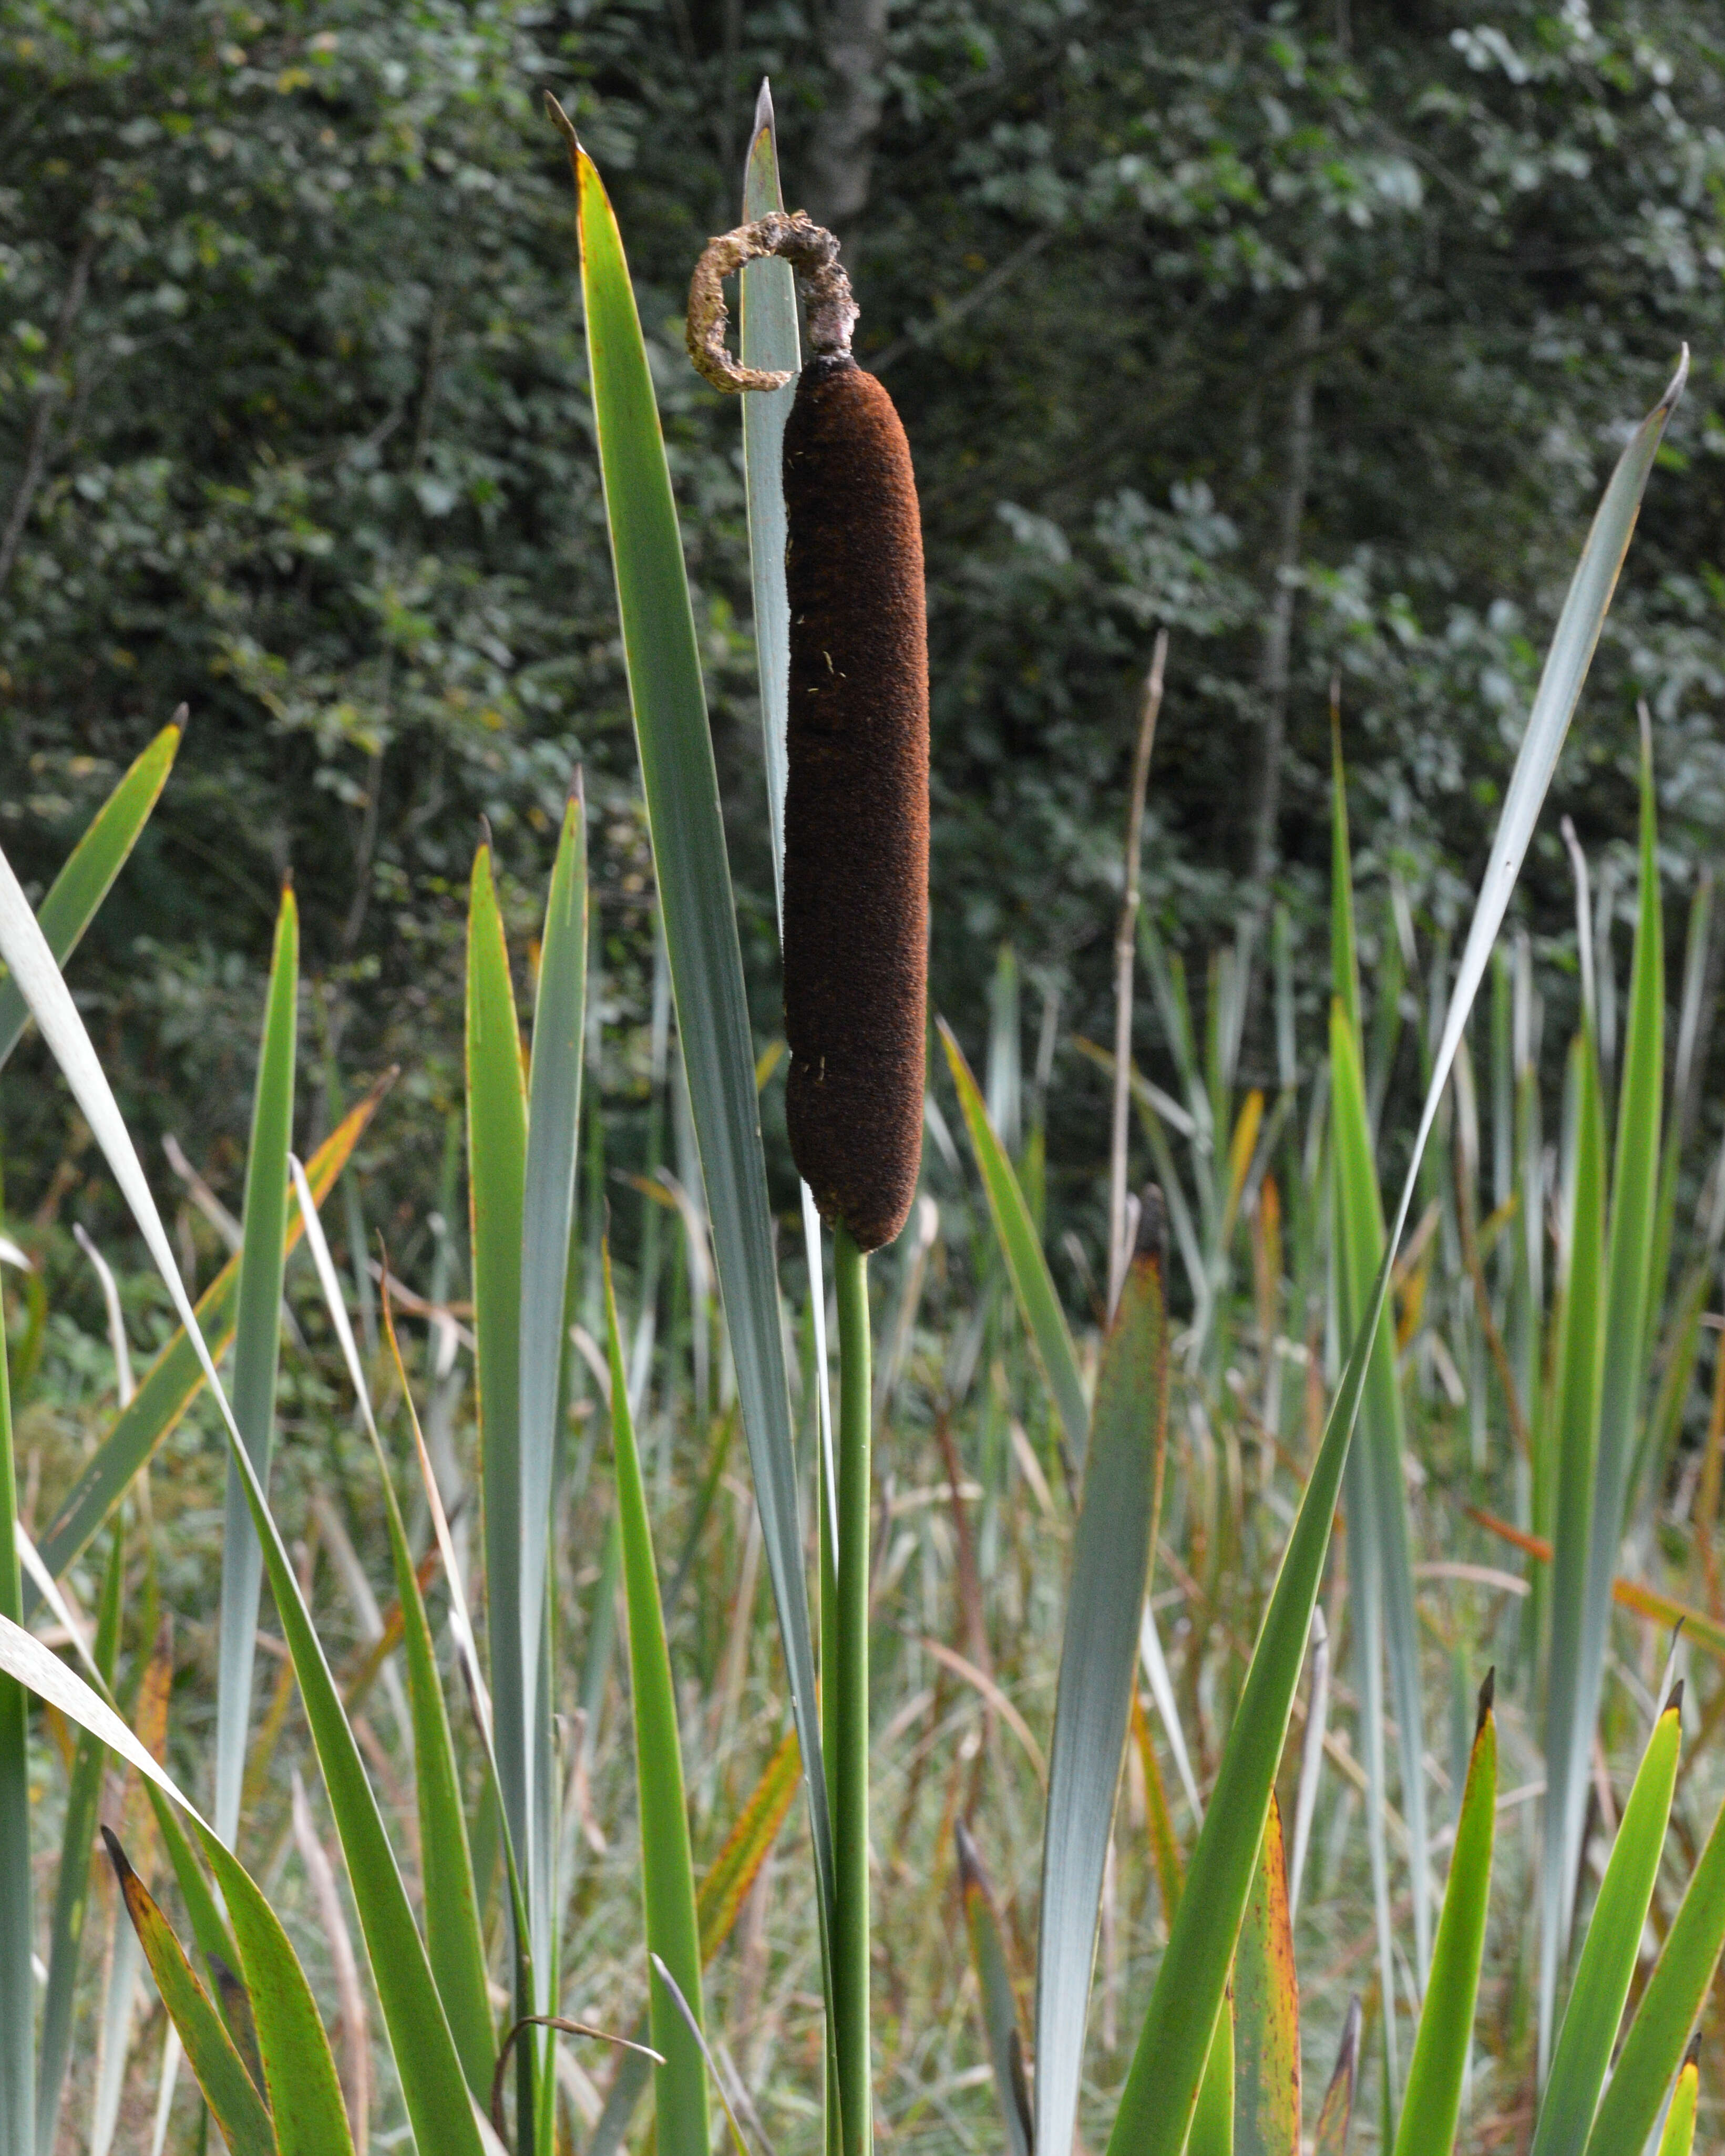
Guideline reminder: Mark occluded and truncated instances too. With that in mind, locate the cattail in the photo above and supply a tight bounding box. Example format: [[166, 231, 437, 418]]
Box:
[[689, 213, 928, 1252]]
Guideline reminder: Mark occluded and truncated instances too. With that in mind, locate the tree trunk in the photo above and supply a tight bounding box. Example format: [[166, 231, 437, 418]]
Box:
[[804, 0, 891, 233], [1249, 294, 1321, 887]]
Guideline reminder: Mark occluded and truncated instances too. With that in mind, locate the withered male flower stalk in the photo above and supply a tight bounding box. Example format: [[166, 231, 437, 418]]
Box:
[[689, 213, 928, 1253]]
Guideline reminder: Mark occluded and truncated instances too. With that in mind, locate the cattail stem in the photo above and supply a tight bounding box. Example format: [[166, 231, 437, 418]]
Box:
[[832, 1223, 873, 2156], [818, 1432, 843, 2156]]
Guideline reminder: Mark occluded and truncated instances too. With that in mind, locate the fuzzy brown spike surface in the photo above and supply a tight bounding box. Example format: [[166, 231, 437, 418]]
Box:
[[782, 353, 929, 1253]]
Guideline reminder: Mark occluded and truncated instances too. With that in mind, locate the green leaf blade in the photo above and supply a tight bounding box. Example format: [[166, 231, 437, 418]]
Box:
[[104, 1830, 275, 2156], [1234, 1798, 1300, 2156], [215, 885, 299, 1849], [0, 718, 180, 1070], [1033, 1221, 1168, 2156], [570, 134, 836, 1972], [1394, 1682, 1497, 2156], [1533, 1700, 1682, 2156], [603, 1246, 709, 2156]]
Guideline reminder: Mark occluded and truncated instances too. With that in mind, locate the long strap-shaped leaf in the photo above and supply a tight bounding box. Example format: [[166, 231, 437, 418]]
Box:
[[1584, 1781, 1725, 2154], [1104, 353, 1686, 2156], [0, 841, 491, 2156], [291, 1155, 495, 2108], [29, 1080, 386, 1600], [603, 1245, 709, 2156], [1234, 1796, 1299, 2156], [1541, 1025, 1607, 2072], [214, 885, 297, 1850], [1033, 1209, 1167, 2156], [1574, 737, 1664, 1902], [36, 1526, 124, 2156], [102, 1833, 276, 2156], [0, 716, 180, 1069], [1393, 1676, 1497, 2156], [559, 117, 836, 1977], [467, 843, 536, 1939], [1531, 1693, 1682, 2156], [517, 783, 587, 1995]]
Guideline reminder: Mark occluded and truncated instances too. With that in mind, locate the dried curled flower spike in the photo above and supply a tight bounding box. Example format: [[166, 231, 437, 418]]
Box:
[[685, 213, 859, 391], [687, 217, 928, 1253]]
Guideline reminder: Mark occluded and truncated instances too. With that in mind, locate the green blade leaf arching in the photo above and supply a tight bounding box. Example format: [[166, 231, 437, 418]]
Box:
[[1104, 356, 1686, 2156], [103, 1831, 276, 2156], [1033, 1209, 1168, 2156], [196, 1825, 357, 2156], [0, 838, 491, 2156], [940, 1019, 1090, 1471], [1532, 1696, 1682, 2156], [1584, 1781, 1725, 2155], [36, 1526, 125, 2155], [291, 1154, 495, 2109], [0, 716, 180, 1071], [29, 1085, 386, 1601], [562, 122, 836, 1977], [1393, 1676, 1497, 2156], [603, 1245, 709, 2156], [214, 884, 299, 1850]]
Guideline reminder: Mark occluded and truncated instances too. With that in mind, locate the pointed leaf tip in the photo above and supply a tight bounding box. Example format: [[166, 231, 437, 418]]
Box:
[[545, 89, 580, 155], [1667, 1679, 1686, 1718], [753, 77, 775, 138], [1685, 2031, 1702, 2070], [1476, 1666, 1496, 1737], [100, 1822, 132, 1883], [1660, 346, 1690, 413]]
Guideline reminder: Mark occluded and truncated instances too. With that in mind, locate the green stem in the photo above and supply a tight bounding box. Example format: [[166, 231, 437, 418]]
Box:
[[833, 1224, 872, 2156], [819, 1428, 843, 2156]]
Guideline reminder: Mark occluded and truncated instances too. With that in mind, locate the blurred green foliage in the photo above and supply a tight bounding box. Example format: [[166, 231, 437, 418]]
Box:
[[2, 0, 1723, 1243]]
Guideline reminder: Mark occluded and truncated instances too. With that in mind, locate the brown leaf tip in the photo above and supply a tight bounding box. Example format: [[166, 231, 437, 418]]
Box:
[[1135, 1183, 1167, 1266], [1684, 2030, 1702, 2071], [1666, 1677, 1686, 1719], [100, 1823, 134, 1885], [1475, 1665, 1496, 1739]]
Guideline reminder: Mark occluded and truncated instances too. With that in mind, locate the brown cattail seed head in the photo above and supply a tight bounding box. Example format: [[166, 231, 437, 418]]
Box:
[[782, 354, 929, 1251]]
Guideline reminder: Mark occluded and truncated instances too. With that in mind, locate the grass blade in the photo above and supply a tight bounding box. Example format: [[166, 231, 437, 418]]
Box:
[[102, 1830, 275, 2156], [30, 1080, 387, 1599], [196, 1820, 357, 2156], [956, 1820, 1032, 2156], [1393, 1673, 1497, 2156], [1542, 1028, 1607, 2071], [1188, 1996, 1235, 2156], [1656, 2048, 1699, 2156], [291, 1155, 495, 2108], [35, 1524, 124, 2154], [0, 715, 180, 1070], [0, 839, 491, 2156], [1584, 1782, 1725, 2155], [1104, 355, 1685, 2156], [602, 1244, 709, 2156], [559, 112, 836, 1987], [1233, 1796, 1299, 2156], [215, 885, 298, 1849], [1034, 1202, 1169, 2156], [1532, 1692, 1682, 2156], [1331, 759, 1430, 1982], [940, 1019, 1090, 1472], [1576, 726, 1664, 1801], [518, 782, 588, 1976], [466, 839, 534, 1920]]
